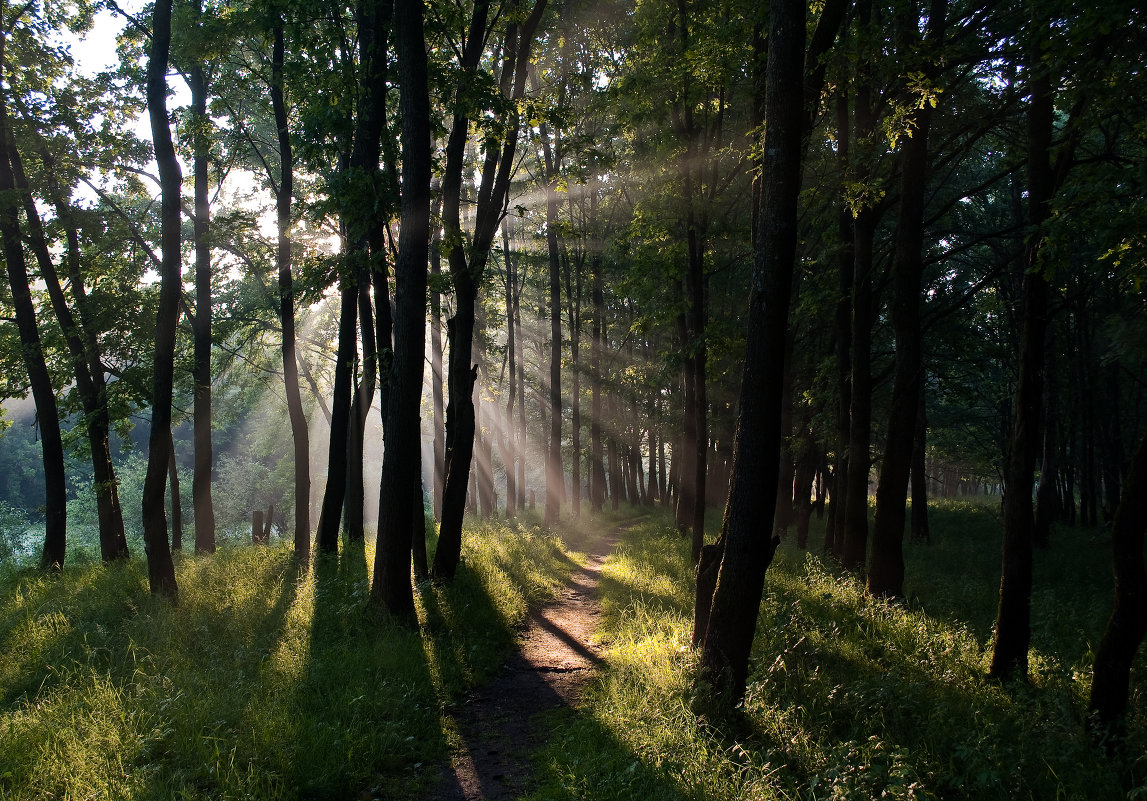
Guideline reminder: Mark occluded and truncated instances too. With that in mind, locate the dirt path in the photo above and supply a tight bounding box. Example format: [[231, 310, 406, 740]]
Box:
[[426, 519, 634, 801]]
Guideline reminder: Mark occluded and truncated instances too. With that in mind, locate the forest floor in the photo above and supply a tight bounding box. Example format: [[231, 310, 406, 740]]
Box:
[[424, 517, 632, 800]]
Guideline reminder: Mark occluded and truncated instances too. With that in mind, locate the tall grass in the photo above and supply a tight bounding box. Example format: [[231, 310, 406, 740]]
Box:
[[527, 501, 1147, 800], [0, 515, 570, 800]]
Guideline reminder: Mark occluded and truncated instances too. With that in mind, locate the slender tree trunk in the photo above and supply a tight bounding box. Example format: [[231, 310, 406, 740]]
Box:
[[697, 0, 804, 702], [911, 382, 931, 542], [372, 0, 429, 616], [545, 171, 563, 526], [15, 145, 128, 562], [1034, 323, 1059, 548], [0, 65, 66, 570], [168, 429, 183, 550], [315, 283, 358, 553], [590, 254, 605, 512], [271, 21, 311, 564], [1089, 431, 1147, 731], [141, 0, 180, 598], [189, 60, 215, 555], [826, 90, 852, 559], [431, 191, 446, 520], [868, 0, 945, 597], [503, 220, 518, 518], [675, 310, 696, 536], [989, 46, 1053, 682]]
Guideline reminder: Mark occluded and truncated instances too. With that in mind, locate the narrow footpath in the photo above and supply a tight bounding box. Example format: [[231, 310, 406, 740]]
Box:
[[426, 519, 636, 800]]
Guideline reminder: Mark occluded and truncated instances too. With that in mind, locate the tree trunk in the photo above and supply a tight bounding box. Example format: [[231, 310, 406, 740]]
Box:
[[697, 0, 803, 703], [1089, 431, 1147, 732], [868, 0, 945, 598], [141, 0, 180, 598], [545, 170, 563, 526], [825, 90, 852, 559], [371, 0, 429, 617], [271, 21, 311, 565], [503, 219, 518, 518], [590, 254, 605, 513], [0, 67, 67, 570], [14, 144, 128, 563], [989, 44, 1054, 682], [189, 59, 216, 555], [431, 196, 446, 519], [167, 429, 182, 550], [911, 383, 931, 543], [315, 282, 358, 553]]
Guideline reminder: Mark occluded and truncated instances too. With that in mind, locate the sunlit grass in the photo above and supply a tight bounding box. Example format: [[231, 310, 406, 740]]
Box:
[[529, 502, 1147, 800], [0, 516, 572, 800]]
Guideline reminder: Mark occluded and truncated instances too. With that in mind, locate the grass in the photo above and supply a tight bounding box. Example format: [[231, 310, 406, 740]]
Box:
[[0, 514, 571, 800], [527, 501, 1147, 800]]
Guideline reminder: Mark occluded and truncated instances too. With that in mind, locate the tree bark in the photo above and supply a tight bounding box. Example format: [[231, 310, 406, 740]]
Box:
[[271, 21, 311, 565], [372, 0, 429, 617], [697, 0, 803, 703], [0, 58, 67, 570], [141, 0, 181, 598], [1089, 431, 1147, 732], [13, 143, 129, 563], [869, 0, 946, 598], [989, 42, 1054, 682], [188, 57, 216, 555]]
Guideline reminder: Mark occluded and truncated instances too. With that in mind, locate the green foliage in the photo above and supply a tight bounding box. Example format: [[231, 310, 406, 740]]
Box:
[[529, 505, 1146, 800], [0, 519, 572, 799]]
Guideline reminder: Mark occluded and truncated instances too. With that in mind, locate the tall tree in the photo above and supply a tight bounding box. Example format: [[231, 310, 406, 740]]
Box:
[[372, 0, 428, 616], [141, 0, 181, 599], [433, 0, 547, 580], [695, 0, 804, 703], [0, 23, 66, 570], [868, 0, 947, 598]]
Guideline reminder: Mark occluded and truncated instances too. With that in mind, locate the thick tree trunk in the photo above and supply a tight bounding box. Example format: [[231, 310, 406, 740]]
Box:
[[141, 0, 180, 598], [989, 54, 1053, 682], [698, 0, 803, 703], [271, 22, 311, 564], [371, 0, 429, 617], [0, 72, 66, 570], [1089, 432, 1147, 731], [189, 61, 216, 555]]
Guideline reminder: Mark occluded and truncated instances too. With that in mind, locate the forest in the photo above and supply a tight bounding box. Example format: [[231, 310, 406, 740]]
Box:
[[1, 0, 1146, 797]]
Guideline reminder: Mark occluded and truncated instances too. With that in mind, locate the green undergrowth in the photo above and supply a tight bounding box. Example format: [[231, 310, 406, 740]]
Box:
[[526, 502, 1147, 800], [0, 515, 570, 800]]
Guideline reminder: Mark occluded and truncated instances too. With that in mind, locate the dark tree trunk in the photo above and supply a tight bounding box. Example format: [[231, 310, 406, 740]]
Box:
[[1089, 432, 1147, 731], [1034, 323, 1059, 548], [189, 60, 216, 555], [825, 90, 852, 559], [315, 283, 358, 553], [869, 0, 945, 597], [546, 171, 563, 525], [168, 429, 182, 550], [675, 312, 696, 537], [431, 222, 446, 520], [911, 383, 931, 543], [434, 0, 546, 577], [271, 22, 311, 565], [989, 48, 1054, 682], [697, 0, 804, 703], [141, 0, 180, 598], [502, 219, 518, 518], [0, 71, 66, 570], [590, 254, 605, 513], [372, 0, 429, 617], [14, 143, 128, 563]]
